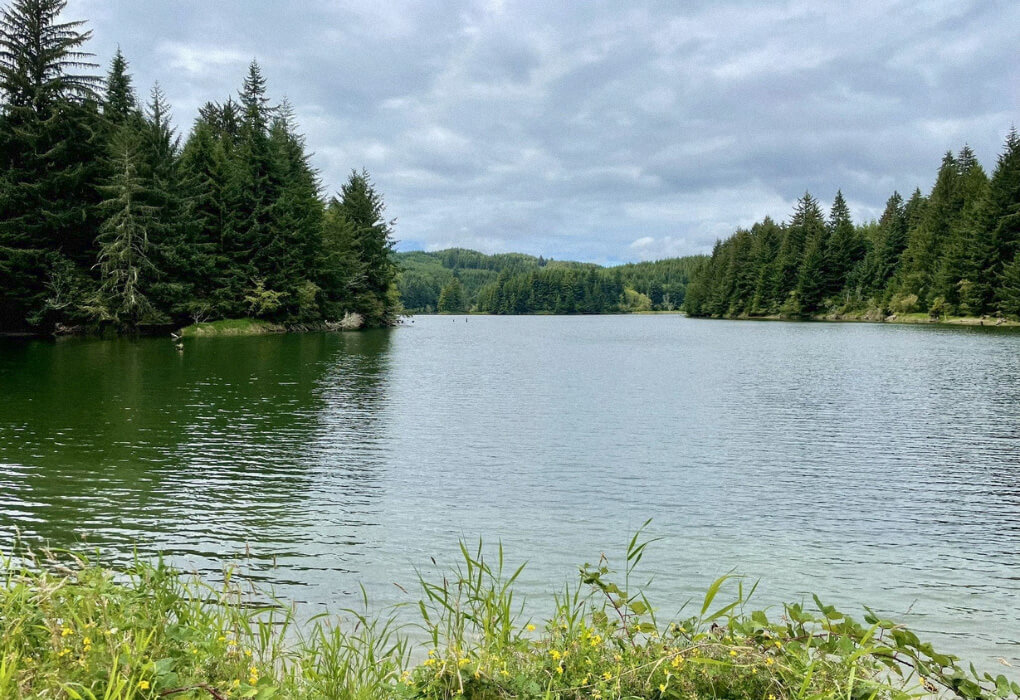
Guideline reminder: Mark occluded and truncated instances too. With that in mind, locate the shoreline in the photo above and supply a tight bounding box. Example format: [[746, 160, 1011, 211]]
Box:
[[688, 311, 1020, 328]]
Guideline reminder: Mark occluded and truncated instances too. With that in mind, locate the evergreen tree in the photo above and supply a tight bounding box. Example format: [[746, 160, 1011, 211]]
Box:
[[898, 152, 960, 308], [266, 100, 324, 320], [780, 193, 825, 314], [0, 0, 103, 330], [1000, 254, 1020, 318], [136, 84, 206, 322], [824, 191, 864, 303], [93, 130, 159, 327], [932, 146, 989, 312], [437, 278, 467, 313], [102, 47, 138, 125], [988, 128, 1020, 314], [324, 170, 399, 325], [875, 191, 908, 293], [217, 62, 277, 315]]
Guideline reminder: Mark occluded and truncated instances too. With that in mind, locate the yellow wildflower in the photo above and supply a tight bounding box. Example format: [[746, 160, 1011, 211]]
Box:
[[602, 671, 613, 681], [526, 624, 536, 631], [659, 683, 667, 692], [58, 648, 71, 657], [556, 666, 563, 674], [729, 649, 737, 657], [549, 649, 561, 661], [61, 627, 72, 637], [138, 680, 150, 690]]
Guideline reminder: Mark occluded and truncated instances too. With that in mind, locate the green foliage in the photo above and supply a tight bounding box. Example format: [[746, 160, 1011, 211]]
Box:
[[437, 278, 468, 313], [0, 6, 399, 333], [244, 278, 284, 318], [0, 0, 105, 330], [686, 133, 1020, 321], [3, 532, 1014, 700], [92, 129, 162, 327], [398, 249, 702, 315]]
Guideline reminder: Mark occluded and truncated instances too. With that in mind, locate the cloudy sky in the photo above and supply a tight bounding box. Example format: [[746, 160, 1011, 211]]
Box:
[[69, 0, 1018, 264]]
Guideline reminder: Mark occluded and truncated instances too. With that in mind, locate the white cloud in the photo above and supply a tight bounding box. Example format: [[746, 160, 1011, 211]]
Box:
[[66, 0, 1019, 264], [155, 41, 249, 77]]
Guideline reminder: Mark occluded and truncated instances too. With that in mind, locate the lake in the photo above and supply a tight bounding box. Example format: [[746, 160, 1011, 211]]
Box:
[[1, 315, 1018, 676]]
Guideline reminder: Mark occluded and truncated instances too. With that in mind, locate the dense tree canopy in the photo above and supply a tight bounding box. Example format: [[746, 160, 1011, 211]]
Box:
[[396, 249, 704, 314], [685, 131, 1020, 321], [0, 0, 399, 333]]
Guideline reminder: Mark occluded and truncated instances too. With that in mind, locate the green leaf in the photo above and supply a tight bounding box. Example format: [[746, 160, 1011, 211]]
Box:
[[701, 575, 730, 616]]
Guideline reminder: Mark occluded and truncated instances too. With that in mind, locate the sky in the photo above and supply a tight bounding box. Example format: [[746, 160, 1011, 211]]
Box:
[[68, 0, 1018, 265]]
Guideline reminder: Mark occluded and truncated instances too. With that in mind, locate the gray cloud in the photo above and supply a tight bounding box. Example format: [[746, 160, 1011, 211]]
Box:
[[69, 0, 1019, 263]]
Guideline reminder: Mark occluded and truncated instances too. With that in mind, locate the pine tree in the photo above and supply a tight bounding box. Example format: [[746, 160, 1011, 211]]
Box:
[[823, 191, 864, 303], [0, 0, 104, 330], [437, 278, 467, 313], [102, 48, 138, 125], [898, 152, 961, 309], [94, 130, 159, 327], [932, 146, 989, 312], [1000, 254, 1020, 318], [875, 191, 907, 293], [218, 61, 277, 316], [266, 100, 324, 320], [781, 193, 825, 314], [324, 170, 399, 325], [988, 128, 1020, 314], [137, 84, 205, 322], [179, 108, 234, 319]]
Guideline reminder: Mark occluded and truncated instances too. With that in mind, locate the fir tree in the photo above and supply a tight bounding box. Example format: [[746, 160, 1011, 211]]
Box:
[[324, 170, 399, 325], [0, 0, 103, 330], [437, 278, 467, 313], [94, 130, 159, 327], [898, 152, 960, 308], [102, 48, 138, 125]]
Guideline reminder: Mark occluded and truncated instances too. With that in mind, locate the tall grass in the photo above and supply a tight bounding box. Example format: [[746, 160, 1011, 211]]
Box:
[[1, 529, 1016, 699]]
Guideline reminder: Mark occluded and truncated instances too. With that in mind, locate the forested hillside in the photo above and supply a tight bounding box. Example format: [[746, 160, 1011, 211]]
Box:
[[0, 0, 399, 334], [684, 132, 1020, 320], [396, 249, 705, 314]]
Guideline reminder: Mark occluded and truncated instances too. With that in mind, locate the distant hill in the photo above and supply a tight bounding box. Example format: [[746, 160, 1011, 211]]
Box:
[[395, 248, 707, 314]]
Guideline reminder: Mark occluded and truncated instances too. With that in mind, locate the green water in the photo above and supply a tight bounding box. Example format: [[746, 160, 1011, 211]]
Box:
[[1, 316, 1019, 675]]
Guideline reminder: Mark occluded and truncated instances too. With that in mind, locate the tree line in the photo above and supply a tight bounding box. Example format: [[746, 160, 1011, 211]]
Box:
[[684, 131, 1020, 320], [396, 248, 704, 314], [0, 0, 399, 334]]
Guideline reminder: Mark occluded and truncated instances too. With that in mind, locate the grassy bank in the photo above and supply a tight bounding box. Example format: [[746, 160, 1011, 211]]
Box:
[[693, 312, 1020, 328], [177, 319, 288, 337], [2, 534, 1016, 699]]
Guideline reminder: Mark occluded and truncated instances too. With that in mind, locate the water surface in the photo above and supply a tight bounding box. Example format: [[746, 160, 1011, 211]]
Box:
[[1, 316, 1018, 674]]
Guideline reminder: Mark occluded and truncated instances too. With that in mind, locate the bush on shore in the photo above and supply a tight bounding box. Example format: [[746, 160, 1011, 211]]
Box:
[[2, 529, 1016, 699]]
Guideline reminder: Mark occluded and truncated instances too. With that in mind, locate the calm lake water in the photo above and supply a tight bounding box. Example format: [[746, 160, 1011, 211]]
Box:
[[1, 315, 1019, 675]]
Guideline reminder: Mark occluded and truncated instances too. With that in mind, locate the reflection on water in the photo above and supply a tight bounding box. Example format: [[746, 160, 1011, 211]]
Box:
[[0, 331, 392, 584], [1, 317, 1019, 676]]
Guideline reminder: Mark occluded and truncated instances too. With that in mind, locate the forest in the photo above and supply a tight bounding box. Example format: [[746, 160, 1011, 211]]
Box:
[[397, 248, 705, 314], [684, 132, 1020, 320], [0, 0, 400, 334]]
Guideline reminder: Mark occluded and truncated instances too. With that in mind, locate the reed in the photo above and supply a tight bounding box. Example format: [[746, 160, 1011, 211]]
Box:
[[1, 528, 1015, 699]]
